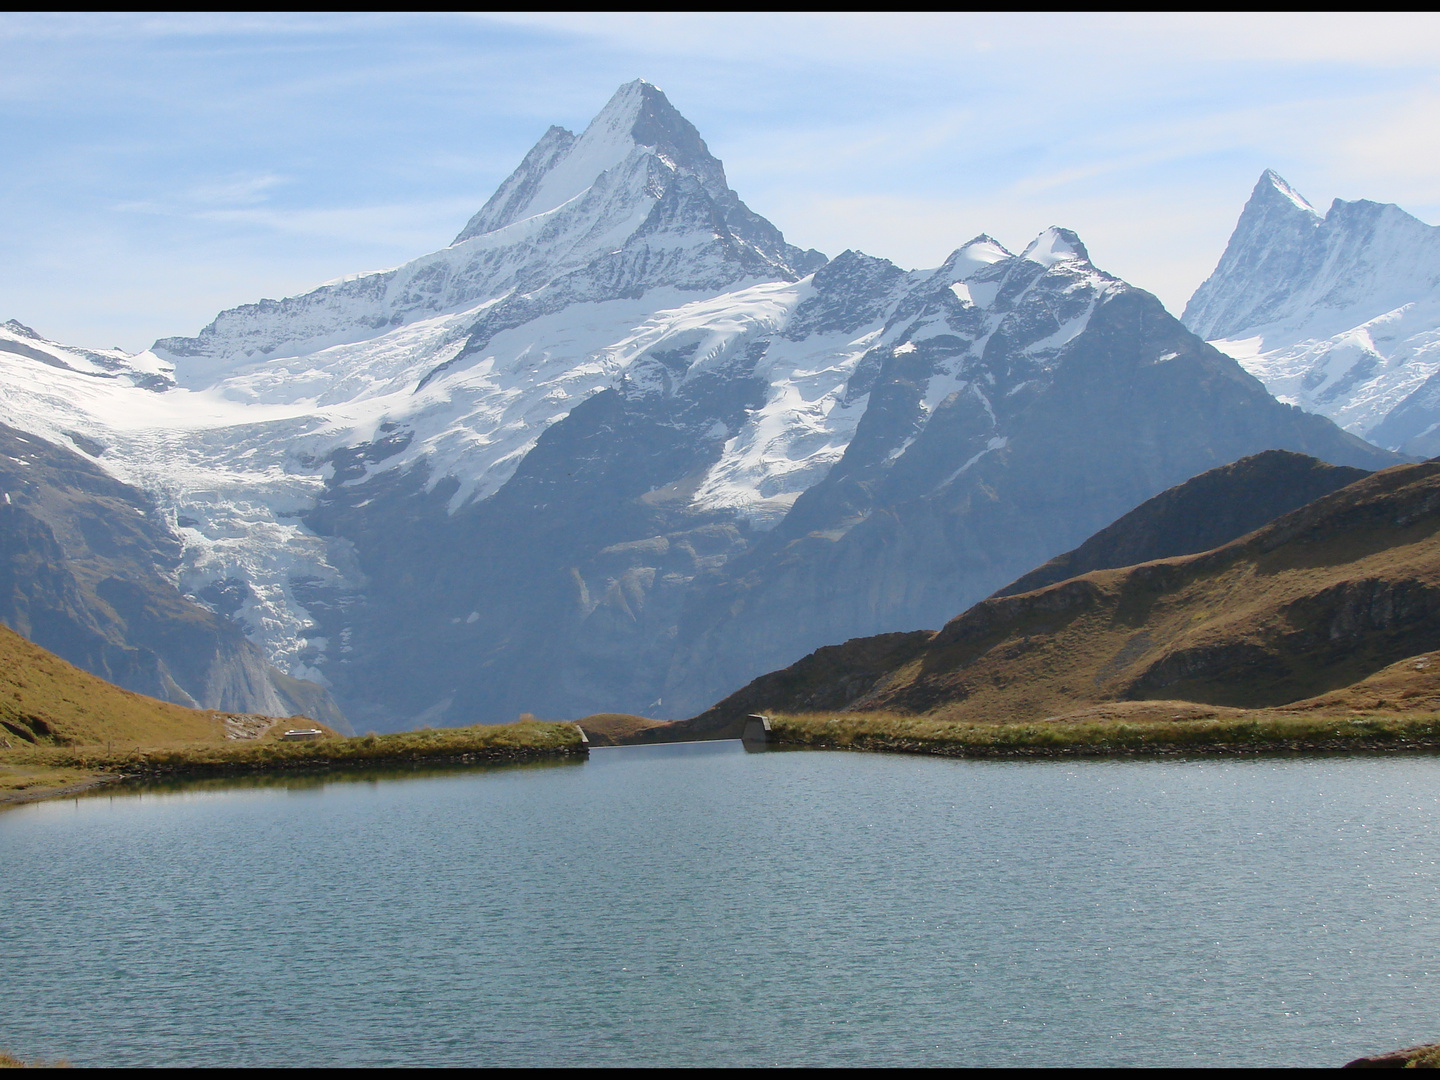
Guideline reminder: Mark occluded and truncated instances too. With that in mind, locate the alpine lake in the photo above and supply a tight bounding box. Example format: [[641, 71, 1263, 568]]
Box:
[[4, 740, 1439, 1068]]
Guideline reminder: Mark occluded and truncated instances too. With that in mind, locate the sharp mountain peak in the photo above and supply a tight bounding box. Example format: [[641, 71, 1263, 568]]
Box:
[[453, 79, 727, 245]]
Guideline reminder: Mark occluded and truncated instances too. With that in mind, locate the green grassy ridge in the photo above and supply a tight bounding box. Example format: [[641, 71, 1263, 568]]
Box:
[[768, 711, 1440, 757], [6, 720, 586, 777]]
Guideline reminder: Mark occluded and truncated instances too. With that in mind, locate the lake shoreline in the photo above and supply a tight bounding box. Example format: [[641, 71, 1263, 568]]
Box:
[[765, 733, 1440, 760], [0, 721, 588, 808], [760, 710, 1440, 761]]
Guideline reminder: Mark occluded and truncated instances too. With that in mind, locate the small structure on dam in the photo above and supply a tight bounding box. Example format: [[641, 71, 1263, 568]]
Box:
[[742, 715, 771, 744]]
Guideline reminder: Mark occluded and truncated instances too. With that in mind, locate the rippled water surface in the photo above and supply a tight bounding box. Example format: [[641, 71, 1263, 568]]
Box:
[[4, 742, 1440, 1067]]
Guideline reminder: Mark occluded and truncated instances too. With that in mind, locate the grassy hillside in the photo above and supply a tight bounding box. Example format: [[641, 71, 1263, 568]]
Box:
[[856, 461, 1440, 721], [767, 649, 1440, 758], [0, 621, 582, 803], [643, 461, 1440, 751], [992, 449, 1371, 598], [0, 621, 233, 749]]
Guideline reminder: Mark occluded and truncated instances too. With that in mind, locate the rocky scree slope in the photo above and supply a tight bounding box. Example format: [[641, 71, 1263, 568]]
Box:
[[1184, 170, 1440, 454]]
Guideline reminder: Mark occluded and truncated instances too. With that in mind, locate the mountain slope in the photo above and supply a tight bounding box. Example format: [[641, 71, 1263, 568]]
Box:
[[993, 449, 1371, 597], [0, 621, 239, 749], [656, 236, 1399, 715], [680, 460, 1440, 731], [0, 422, 343, 724], [1183, 170, 1440, 451]]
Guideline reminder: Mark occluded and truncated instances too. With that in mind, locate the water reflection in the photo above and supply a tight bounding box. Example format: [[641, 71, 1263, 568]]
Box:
[[89, 753, 587, 800]]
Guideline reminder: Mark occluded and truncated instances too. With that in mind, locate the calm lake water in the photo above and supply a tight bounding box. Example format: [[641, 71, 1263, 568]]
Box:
[[4, 742, 1440, 1067]]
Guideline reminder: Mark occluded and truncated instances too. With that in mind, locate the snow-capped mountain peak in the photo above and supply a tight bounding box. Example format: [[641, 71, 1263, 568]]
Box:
[[1183, 170, 1440, 450], [1260, 167, 1319, 215], [1021, 226, 1089, 268], [453, 80, 727, 244], [154, 80, 819, 383], [935, 235, 1013, 284]]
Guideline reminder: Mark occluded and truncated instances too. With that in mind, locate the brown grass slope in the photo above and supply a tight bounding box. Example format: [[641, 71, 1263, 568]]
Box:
[[0, 620, 235, 749], [634, 631, 934, 742], [852, 460, 1440, 722], [0, 622, 583, 803], [654, 460, 1440, 747], [633, 451, 1382, 743]]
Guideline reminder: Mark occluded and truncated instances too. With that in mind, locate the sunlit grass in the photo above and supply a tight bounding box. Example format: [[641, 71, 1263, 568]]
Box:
[[770, 709, 1440, 756], [0, 720, 585, 799]]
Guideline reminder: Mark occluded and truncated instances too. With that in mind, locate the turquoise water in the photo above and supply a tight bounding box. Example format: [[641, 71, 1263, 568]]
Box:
[[3, 742, 1440, 1067]]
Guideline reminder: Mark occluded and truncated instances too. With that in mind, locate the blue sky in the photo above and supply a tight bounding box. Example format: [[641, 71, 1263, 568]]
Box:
[[4, 12, 1440, 352]]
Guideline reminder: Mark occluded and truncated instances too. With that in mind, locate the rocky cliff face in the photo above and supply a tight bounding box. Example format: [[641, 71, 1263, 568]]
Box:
[[1183, 170, 1440, 453]]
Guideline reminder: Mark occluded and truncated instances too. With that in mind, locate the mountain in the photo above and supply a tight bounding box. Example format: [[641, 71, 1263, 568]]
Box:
[[992, 449, 1371, 598], [671, 460, 1440, 732], [651, 451, 1379, 738], [1183, 170, 1440, 454], [0, 84, 1403, 731], [0, 420, 344, 725], [151, 79, 823, 386]]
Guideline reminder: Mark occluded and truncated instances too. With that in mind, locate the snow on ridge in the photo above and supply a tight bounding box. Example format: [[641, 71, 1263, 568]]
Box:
[[0, 320, 173, 387], [1262, 168, 1318, 214], [500, 80, 658, 232]]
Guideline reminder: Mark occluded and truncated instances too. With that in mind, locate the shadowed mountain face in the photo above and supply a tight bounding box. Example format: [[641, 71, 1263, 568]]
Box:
[[0, 423, 343, 725], [993, 450, 1372, 598], [300, 233, 1397, 731], [663, 460, 1440, 737]]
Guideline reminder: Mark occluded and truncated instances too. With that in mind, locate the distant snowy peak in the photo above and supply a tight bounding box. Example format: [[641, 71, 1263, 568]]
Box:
[[1183, 170, 1440, 342], [453, 80, 728, 243], [1021, 226, 1089, 268], [1183, 170, 1440, 448], [153, 79, 821, 384]]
